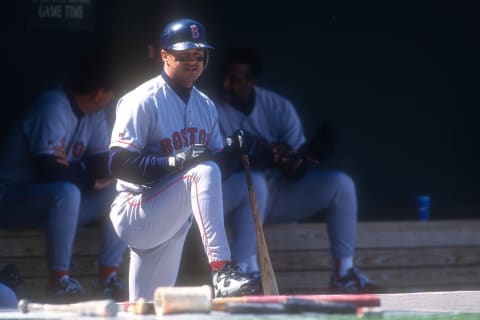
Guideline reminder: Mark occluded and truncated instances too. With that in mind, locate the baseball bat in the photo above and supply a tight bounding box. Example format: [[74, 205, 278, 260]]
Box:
[[118, 291, 381, 315], [118, 298, 155, 315], [212, 293, 381, 311], [241, 154, 279, 295], [119, 286, 212, 315], [153, 285, 212, 315], [18, 299, 118, 317], [222, 298, 359, 314]]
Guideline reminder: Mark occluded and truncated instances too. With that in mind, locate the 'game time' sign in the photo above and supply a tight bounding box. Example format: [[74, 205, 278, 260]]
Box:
[[28, 0, 95, 31]]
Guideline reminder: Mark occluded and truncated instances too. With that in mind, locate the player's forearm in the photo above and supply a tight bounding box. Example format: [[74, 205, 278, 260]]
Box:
[[212, 148, 241, 179], [108, 147, 174, 184], [35, 154, 94, 189], [84, 152, 111, 179]]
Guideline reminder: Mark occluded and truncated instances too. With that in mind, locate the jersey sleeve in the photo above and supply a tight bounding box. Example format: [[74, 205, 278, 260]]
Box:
[[86, 109, 110, 155], [207, 104, 224, 153], [277, 98, 306, 152], [216, 102, 239, 138], [24, 97, 68, 156], [110, 94, 155, 153]]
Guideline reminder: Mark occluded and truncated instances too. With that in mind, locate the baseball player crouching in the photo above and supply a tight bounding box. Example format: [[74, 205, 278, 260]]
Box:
[[108, 18, 259, 301]]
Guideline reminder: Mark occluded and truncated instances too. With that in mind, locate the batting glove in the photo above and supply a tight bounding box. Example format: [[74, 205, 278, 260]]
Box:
[[169, 144, 213, 171]]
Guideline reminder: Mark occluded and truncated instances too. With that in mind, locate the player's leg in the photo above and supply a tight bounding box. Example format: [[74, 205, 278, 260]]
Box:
[[266, 170, 357, 250], [186, 162, 260, 297], [109, 174, 202, 250], [222, 171, 268, 272], [186, 161, 230, 262], [79, 184, 126, 265], [0, 182, 80, 270], [0, 182, 82, 297], [109, 164, 222, 300], [79, 184, 128, 300], [266, 170, 375, 292], [109, 172, 198, 300], [109, 162, 231, 257], [128, 218, 192, 301], [109, 161, 258, 298]]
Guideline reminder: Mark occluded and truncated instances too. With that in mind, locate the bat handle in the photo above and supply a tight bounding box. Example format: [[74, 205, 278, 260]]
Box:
[[18, 299, 29, 313]]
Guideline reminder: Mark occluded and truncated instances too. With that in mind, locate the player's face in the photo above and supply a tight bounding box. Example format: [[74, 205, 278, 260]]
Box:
[[81, 89, 115, 114], [222, 63, 255, 106], [162, 48, 205, 88]]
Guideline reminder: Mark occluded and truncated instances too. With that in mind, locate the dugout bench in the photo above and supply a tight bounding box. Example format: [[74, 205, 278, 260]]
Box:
[[1, 219, 479, 301]]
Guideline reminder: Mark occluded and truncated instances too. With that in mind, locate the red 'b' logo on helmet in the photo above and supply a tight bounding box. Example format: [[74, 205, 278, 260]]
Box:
[[190, 25, 200, 39]]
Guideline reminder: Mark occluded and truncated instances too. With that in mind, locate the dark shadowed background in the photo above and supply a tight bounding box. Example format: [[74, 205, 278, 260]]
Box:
[[2, 0, 479, 221]]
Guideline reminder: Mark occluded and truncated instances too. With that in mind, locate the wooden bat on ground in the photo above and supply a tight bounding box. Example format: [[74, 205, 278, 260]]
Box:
[[242, 154, 280, 295], [121, 290, 380, 315], [221, 298, 360, 314], [153, 285, 211, 315], [119, 285, 212, 315], [211, 293, 381, 311], [118, 298, 155, 315], [18, 299, 118, 317]]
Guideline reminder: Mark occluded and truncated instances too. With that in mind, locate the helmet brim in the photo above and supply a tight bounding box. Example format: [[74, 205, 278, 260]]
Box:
[[168, 42, 214, 51]]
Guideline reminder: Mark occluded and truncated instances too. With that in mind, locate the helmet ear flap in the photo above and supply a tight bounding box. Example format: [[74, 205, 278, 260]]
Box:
[[204, 50, 210, 69]]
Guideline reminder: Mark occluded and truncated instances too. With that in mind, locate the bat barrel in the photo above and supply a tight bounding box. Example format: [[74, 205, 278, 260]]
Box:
[[154, 285, 212, 315], [18, 299, 118, 317]]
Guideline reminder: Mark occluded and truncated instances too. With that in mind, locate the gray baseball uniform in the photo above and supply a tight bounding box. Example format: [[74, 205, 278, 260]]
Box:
[[110, 74, 233, 300], [0, 88, 126, 272], [217, 85, 358, 262]]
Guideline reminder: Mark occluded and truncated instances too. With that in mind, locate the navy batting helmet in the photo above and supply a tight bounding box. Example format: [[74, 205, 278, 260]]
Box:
[[160, 18, 214, 51]]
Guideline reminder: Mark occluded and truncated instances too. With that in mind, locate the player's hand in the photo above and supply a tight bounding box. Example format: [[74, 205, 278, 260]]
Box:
[[53, 142, 69, 167], [277, 154, 306, 180], [225, 129, 253, 154], [171, 144, 213, 171], [93, 178, 114, 191], [270, 142, 307, 180], [271, 142, 294, 165]]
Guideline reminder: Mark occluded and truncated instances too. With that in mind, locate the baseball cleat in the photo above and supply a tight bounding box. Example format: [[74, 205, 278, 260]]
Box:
[[213, 263, 260, 298], [97, 272, 127, 301], [47, 275, 85, 301], [329, 267, 378, 293]]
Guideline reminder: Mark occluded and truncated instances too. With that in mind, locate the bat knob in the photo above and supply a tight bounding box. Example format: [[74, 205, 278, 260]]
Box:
[[18, 299, 29, 313]]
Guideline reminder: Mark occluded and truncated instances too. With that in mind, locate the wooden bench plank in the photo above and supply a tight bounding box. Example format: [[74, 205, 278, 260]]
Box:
[[264, 220, 480, 250], [0, 228, 105, 257], [265, 247, 480, 271], [179, 247, 480, 272]]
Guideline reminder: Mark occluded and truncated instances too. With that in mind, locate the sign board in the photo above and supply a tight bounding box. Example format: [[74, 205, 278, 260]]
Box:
[[29, 0, 95, 31]]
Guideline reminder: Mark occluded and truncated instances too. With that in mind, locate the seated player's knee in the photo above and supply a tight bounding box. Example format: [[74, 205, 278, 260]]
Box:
[[332, 171, 356, 194], [51, 182, 81, 206]]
